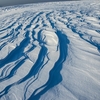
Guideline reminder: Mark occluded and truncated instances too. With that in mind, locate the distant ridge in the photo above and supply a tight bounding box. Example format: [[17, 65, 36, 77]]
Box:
[[0, 0, 80, 7]]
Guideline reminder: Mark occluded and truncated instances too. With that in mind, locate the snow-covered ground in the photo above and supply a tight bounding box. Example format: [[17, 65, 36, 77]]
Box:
[[0, 0, 100, 100]]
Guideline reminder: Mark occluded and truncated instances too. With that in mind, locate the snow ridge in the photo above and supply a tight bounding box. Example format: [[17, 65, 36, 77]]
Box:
[[0, 1, 100, 100]]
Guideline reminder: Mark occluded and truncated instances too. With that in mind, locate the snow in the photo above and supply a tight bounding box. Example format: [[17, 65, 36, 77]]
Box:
[[0, 0, 100, 100]]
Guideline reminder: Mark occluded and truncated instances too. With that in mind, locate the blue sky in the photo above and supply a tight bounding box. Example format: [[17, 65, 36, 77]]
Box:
[[0, 0, 79, 7]]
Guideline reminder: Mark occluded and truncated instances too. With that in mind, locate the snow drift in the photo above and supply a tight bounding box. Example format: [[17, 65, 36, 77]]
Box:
[[0, 0, 100, 100]]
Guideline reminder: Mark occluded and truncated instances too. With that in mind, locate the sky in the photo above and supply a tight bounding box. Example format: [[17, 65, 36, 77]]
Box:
[[0, 0, 79, 7]]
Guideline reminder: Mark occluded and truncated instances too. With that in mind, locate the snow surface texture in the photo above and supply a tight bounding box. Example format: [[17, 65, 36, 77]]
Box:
[[0, 0, 100, 100]]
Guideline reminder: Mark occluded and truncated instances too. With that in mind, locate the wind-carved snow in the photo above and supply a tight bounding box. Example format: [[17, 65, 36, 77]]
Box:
[[0, 0, 100, 100]]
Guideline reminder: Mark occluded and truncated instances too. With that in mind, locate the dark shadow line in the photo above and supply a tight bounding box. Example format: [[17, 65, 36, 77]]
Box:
[[0, 45, 47, 98], [0, 30, 30, 68], [0, 58, 26, 82], [28, 15, 70, 99]]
